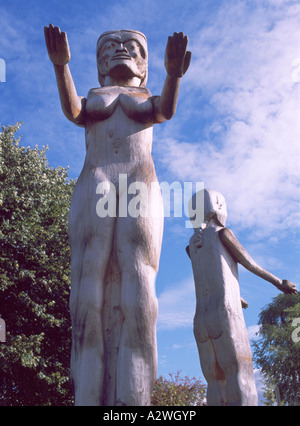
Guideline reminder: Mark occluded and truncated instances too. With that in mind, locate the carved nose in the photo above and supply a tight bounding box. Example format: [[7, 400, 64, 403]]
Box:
[[115, 45, 128, 54]]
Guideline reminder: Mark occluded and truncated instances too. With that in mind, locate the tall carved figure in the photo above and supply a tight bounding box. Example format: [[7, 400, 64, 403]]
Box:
[[44, 25, 191, 406], [187, 189, 297, 406]]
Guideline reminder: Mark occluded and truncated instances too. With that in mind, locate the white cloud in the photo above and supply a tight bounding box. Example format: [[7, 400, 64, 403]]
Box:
[[155, 1, 300, 237], [248, 324, 261, 341], [157, 277, 195, 330]]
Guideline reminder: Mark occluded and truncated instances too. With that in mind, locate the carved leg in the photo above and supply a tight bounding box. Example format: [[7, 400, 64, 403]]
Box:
[[195, 339, 226, 406], [69, 220, 115, 405], [215, 329, 258, 406], [115, 192, 163, 406]]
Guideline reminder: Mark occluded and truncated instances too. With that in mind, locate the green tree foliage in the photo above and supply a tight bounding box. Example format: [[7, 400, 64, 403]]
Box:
[[0, 124, 75, 405], [151, 371, 206, 406], [252, 293, 300, 406]]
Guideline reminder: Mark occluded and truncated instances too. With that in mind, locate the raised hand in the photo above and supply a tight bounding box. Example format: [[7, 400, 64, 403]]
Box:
[[165, 32, 191, 78], [278, 279, 297, 295], [44, 24, 71, 66]]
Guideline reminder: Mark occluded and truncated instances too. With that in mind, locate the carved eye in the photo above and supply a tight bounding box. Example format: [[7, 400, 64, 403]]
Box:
[[125, 42, 132, 49], [102, 41, 116, 52], [125, 41, 136, 50], [123, 42, 136, 56], [124, 41, 145, 59]]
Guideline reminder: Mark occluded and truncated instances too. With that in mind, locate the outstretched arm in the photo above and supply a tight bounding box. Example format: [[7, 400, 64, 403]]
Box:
[[219, 228, 297, 295], [44, 24, 85, 126], [153, 32, 191, 123]]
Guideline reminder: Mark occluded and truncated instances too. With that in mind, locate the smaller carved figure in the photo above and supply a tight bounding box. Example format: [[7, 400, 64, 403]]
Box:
[[187, 188, 297, 406]]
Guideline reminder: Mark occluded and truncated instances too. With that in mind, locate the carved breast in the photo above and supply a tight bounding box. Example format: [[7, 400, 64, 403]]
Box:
[[86, 86, 154, 123]]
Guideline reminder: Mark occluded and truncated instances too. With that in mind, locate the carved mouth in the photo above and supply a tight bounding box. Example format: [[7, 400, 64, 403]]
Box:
[[112, 54, 131, 61]]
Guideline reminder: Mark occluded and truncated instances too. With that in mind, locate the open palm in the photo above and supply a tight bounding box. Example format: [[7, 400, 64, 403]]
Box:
[[44, 24, 71, 66], [165, 32, 191, 78]]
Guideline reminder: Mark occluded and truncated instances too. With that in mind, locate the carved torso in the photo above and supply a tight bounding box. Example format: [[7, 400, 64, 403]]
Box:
[[189, 227, 244, 342], [69, 86, 159, 239], [81, 86, 156, 186]]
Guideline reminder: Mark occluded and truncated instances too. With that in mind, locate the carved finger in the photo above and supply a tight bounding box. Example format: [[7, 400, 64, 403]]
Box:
[[182, 35, 188, 49], [56, 28, 64, 52], [48, 23, 55, 51], [183, 50, 191, 74], [175, 33, 188, 58], [44, 26, 51, 53], [167, 35, 176, 50], [54, 26, 61, 52], [62, 32, 70, 60], [166, 38, 176, 60], [179, 35, 188, 54], [173, 32, 183, 39]]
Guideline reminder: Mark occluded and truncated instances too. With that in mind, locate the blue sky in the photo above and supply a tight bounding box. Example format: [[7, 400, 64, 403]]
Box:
[[1, 0, 300, 404]]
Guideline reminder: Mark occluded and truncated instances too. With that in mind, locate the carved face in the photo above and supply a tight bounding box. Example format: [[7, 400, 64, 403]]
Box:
[[96, 30, 148, 87], [204, 189, 227, 227], [188, 189, 227, 228]]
